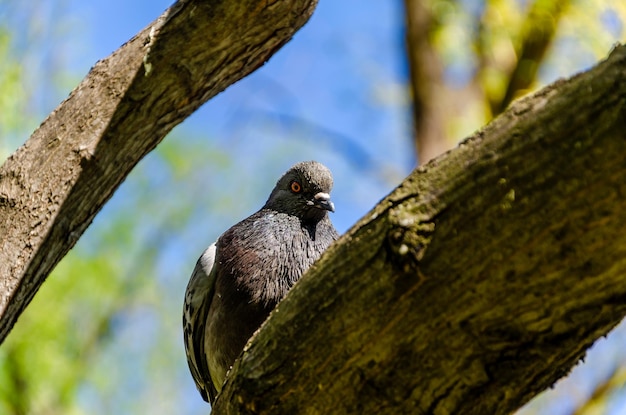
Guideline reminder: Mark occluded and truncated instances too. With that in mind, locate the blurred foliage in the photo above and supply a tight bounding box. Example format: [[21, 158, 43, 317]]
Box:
[[0, 133, 237, 414], [0, 26, 27, 159], [0, 0, 82, 159], [423, 0, 625, 147], [0, 0, 625, 415]]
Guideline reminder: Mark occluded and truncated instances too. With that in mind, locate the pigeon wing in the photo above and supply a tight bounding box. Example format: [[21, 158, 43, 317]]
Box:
[[183, 244, 219, 403]]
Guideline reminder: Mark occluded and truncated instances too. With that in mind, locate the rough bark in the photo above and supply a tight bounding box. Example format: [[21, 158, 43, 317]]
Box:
[[0, 0, 318, 342], [213, 45, 626, 414]]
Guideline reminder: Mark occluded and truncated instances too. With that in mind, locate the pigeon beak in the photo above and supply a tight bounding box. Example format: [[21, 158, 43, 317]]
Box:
[[312, 192, 335, 212]]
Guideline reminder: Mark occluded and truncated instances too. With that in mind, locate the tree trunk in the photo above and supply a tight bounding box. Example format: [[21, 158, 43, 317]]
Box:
[[0, 0, 318, 342], [404, 0, 449, 164], [213, 46, 626, 414]]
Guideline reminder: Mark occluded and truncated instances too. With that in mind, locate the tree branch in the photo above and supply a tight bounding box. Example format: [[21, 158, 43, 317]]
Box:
[[0, 0, 318, 342], [213, 45, 626, 414]]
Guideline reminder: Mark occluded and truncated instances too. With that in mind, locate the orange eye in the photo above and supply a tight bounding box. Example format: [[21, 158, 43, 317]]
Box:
[[290, 181, 302, 193]]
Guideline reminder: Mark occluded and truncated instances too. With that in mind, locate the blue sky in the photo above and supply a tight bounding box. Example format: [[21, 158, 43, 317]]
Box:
[[56, 0, 415, 234]]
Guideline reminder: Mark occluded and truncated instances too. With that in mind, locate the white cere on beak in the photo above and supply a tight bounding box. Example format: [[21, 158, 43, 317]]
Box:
[[312, 192, 335, 212]]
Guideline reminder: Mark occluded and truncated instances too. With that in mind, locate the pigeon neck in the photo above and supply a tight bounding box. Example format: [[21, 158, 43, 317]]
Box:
[[301, 215, 331, 240], [302, 221, 317, 240]]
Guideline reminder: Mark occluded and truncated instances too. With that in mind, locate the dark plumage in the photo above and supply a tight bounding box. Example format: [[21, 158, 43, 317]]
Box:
[[183, 161, 339, 403]]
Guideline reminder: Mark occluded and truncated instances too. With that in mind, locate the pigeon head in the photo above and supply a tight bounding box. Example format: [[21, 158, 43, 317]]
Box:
[[264, 161, 335, 222]]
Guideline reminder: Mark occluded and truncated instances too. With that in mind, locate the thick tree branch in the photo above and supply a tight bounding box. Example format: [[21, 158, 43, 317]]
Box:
[[0, 0, 318, 342], [214, 45, 626, 414]]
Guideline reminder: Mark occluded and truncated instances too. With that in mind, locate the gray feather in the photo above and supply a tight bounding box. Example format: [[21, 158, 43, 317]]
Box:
[[183, 244, 218, 402]]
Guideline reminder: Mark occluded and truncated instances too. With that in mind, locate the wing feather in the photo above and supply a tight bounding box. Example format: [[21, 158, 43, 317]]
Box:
[[183, 244, 218, 402]]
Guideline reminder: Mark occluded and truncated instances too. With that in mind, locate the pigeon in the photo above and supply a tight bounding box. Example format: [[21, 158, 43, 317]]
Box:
[[183, 161, 339, 404]]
